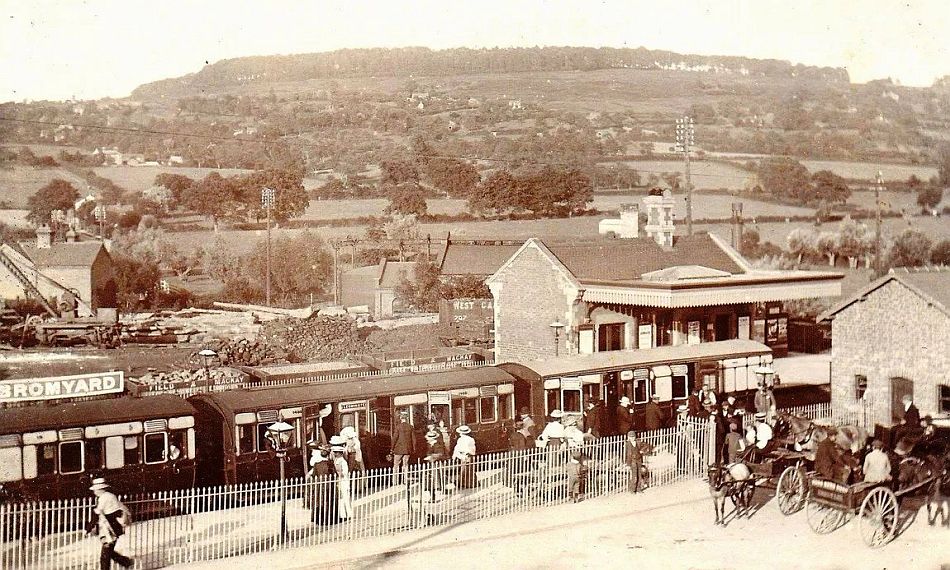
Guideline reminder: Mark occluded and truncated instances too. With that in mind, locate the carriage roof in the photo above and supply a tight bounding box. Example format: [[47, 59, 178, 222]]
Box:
[[188, 366, 516, 416], [502, 339, 771, 379], [0, 394, 195, 434]]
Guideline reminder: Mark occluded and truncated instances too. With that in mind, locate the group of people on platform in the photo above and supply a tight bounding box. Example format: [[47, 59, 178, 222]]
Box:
[[306, 424, 365, 525]]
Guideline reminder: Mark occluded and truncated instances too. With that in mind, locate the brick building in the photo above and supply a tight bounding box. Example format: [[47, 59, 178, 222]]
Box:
[[487, 233, 842, 364], [820, 267, 950, 426]]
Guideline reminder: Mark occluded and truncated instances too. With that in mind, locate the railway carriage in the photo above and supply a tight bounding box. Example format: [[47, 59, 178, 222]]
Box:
[[0, 395, 197, 501]]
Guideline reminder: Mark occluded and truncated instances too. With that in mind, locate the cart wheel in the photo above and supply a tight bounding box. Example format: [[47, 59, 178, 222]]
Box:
[[777, 466, 806, 515], [805, 493, 844, 534], [859, 486, 898, 548]]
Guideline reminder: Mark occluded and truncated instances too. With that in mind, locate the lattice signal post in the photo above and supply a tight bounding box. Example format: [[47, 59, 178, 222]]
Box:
[[261, 187, 276, 306], [675, 116, 695, 236]]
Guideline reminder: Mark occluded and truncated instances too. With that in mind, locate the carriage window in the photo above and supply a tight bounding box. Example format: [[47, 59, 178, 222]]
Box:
[[124, 436, 140, 465], [144, 433, 168, 464], [479, 396, 497, 423], [545, 390, 559, 415], [257, 423, 272, 452], [237, 424, 255, 455], [583, 384, 600, 404], [563, 390, 582, 414], [634, 378, 649, 404], [671, 374, 689, 400], [653, 376, 673, 402], [939, 385, 950, 414], [59, 441, 84, 474], [855, 375, 868, 400], [498, 394, 513, 421], [37, 443, 57, 476], [86, 439, 104, 470], [463, 399, 478, 425], [430, 403, 450, 426], [168, 431, 187, 461]]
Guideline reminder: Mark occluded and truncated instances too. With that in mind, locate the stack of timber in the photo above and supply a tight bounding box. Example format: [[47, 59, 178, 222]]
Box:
[[121, 309, 261, 344]]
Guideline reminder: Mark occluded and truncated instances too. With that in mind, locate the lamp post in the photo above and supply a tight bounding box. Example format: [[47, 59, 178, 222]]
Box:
[[261, 187, 276, 306], [549, 319, 565, 357], [265, 420, 294, 544], [197, 348, 218, 386]]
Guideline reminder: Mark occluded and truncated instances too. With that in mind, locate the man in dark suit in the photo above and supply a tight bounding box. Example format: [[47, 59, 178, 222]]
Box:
[[901, 395, 920, 428], [391, 412, 414, 485], [584, 400, 605, 438], [616, 397, 634, 436], [624, 431, 644, 493], [644, 395, 664, 431]]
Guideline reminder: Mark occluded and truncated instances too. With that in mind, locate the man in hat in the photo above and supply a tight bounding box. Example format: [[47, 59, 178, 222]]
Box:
[[644, 395, 664, 431], [754, 384, 777, 424], [584, 399, 605, 438], [863, 440, 892, 484], [744, 412, 773, 460], [508, 420, 529, 452], [896, 394, 922, 440], [815, 432, 849, 483], [87, 478, 133, 570], [624, 431, 644, 493], [616, 397, 634, 436], [391, 412, 414, 485], [519, 407, 537, 439]]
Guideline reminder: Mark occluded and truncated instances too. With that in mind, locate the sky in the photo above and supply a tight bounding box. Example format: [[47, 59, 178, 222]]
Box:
[[2, 0, 948, 102]]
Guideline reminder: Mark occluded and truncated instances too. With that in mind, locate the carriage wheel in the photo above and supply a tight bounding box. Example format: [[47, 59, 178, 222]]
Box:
[[859, 487, 898, 548], [777, 466, 806, 515], [805, 493, 845, 534]]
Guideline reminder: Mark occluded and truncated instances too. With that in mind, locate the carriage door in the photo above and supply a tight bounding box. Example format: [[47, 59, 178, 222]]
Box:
[[890, 377, 914, 422]]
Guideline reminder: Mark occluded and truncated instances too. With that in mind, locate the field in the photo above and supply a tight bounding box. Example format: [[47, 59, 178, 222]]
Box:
[[848, 189, 950, 213], [800, 160, 938, 182], [0, 166, 86, 207], [303, 198, 469, 220], [608, 160, 753, 190], [92, 166, 253, 192]]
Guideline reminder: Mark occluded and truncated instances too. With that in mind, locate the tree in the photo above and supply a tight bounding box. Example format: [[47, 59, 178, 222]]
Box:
[[468, 170, 514, 215], [811, 170, 851, 203], [888, 228, 933, 268], [916, 186, 943, 213], [394, 259, 441, 312], [181, 172, 237, 231], [234, 169, 310, 224], [385, 183, 428, 216], [938, 143, 950, 186], [422, 158, 480, 198], [111, 253, 160, 312], [837, 218, 870, 268], [244, 231, 333, 305], [786, 227, 817, 265], [815, 231, 840, 266], [27, 179, 79, 225], [380, 160, 420, 186], [757, 158, 814, 203], [153, 173, 196, 204], [931, 239, 950, 265]]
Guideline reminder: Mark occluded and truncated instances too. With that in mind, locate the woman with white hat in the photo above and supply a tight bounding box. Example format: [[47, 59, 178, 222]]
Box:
[[563, 415, 586, 448], [330, 441, 353, 520], [538, 409, 566, 449], [308, 444, 338, 526], [339, 426, 365, 493], [87, 478, 133, 570], [452, 425, 478, 489]]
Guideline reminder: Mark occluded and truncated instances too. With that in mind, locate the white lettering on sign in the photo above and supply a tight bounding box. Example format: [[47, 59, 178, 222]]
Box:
[[0, 372, 124, 403]]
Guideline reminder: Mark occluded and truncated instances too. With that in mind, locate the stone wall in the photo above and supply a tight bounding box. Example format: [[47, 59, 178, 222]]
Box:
[[830, 279, 950, 424], [489, 242, 579, 363]]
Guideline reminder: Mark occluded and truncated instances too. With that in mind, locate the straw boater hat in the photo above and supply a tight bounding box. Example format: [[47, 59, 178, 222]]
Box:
[[627, 430, 637, 439], [619, 396, 631, 406], [339, 426, 357, 438], [549, 409, 564, 419], [89, 477, 110, 491], [754, 412, 767, 421], [563, 415, 578, 426], [330, 445, 346, 453], [425, 431, 439, 442], [456, 425, 472, 435], [676, 404, 688, 413], [329, 435, 346, 446]]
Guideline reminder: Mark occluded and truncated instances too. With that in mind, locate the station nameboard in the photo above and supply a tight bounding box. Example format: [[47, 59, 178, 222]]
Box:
[[0, 371, 124, 403]]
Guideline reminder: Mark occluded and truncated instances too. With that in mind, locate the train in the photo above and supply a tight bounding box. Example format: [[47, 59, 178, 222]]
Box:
[[1, 339, 781, 501]]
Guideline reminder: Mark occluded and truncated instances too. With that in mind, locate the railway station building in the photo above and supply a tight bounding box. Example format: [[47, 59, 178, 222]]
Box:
[[819, 267, 950, 427]]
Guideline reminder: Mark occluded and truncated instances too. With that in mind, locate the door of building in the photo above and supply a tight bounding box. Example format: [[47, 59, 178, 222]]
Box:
[[715, 314, 731, 341], [597, 323, 624, 351], [890, 377, 914, 422]]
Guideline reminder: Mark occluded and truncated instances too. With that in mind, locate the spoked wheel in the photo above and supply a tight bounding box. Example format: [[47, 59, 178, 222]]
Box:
[[806, 493, 845, 534], [859, 486, 898, 548], [777, 466, 806, 515]]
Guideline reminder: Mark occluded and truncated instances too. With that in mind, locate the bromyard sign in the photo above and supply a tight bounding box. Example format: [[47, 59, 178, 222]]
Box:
[[0, 371, 124, 403]]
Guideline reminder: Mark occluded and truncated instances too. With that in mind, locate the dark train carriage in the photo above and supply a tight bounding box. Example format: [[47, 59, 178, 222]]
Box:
[[0, 395, 197, 501], [189, 366, 530, 487], [501, 339, 772, 432]]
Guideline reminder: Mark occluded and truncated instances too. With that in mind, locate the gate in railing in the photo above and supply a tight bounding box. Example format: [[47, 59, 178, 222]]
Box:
[[1, 419, 713, 569]]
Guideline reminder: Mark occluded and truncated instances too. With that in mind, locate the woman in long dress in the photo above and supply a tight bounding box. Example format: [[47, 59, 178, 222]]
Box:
[[308, 446, 338, 526], [453, 425, 478, 489], [332, 444, 354, 520]]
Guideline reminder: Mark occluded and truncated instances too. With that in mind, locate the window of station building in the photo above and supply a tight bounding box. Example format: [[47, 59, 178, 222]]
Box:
[[59, 441, 84, 475], [86, 438, 104, 471], [144, 432, 168, 464], [939, 385, 950, 414], [37, 443, 57, 476], [124, 435, 140, 465], [237, 424, 256, 455], [479, 396, 497, 424], [855, 375, 868, 400]]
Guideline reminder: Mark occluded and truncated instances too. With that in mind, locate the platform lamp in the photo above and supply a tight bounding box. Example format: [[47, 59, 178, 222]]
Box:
[[265, 419, 295, 544], [549, 319, 566, 357]]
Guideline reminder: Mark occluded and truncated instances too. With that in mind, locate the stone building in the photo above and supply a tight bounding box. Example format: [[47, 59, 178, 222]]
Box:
[[487, 232, 842, 364], [820, 267, 950, 426], [339, 259, 416, 319], [0, 227, 116, 316]]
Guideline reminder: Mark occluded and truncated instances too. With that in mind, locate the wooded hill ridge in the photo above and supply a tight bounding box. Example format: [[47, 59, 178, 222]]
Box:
[[132, 46, 850, 99]]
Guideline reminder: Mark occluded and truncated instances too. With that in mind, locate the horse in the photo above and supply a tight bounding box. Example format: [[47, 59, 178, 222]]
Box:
[[708, 462, 754, 526]]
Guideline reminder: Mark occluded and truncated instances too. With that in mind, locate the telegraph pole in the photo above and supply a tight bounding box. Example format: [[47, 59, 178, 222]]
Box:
[[94, 205, 106, 240], [261, 187, 276, 306], [874, 171, 884, 275], [675, 116, 695, 235]]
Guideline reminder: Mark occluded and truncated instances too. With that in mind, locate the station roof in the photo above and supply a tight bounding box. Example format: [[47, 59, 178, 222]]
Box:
[[0, 395, 195, 434], [501, 339, 771, 379]]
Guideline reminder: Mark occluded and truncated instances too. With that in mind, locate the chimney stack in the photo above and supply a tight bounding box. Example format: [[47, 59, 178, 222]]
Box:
[[36, 225, 52, 249], [643, 188, 675, 248]]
